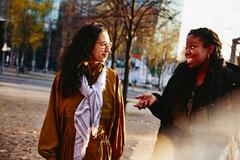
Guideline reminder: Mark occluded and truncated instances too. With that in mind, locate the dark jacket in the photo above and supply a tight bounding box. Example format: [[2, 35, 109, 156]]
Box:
[[149, 61, 240, 160]]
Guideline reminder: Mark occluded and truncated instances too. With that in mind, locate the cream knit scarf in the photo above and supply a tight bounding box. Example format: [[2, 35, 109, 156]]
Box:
[[73, 67, 107, 160]]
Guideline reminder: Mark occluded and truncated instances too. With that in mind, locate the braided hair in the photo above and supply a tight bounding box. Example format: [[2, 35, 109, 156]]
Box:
[[187, 27, 224, 70]]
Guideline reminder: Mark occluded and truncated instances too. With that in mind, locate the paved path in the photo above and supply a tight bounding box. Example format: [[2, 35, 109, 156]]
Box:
[[0, 70, 161, 160], [126, 101, 158, 160]]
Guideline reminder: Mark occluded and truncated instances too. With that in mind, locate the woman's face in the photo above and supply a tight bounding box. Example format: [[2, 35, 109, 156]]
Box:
[[91, 31, 112, 64], [185, 35, 213, 69]]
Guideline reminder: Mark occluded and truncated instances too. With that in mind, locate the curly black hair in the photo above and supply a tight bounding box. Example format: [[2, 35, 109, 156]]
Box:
[[59, 23, 107, 96]]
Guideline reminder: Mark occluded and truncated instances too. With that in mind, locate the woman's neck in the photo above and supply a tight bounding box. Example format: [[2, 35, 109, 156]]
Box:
[[195, 61, 209, 86], [89, 61, 104, 71], [196, 71, 207, 86]]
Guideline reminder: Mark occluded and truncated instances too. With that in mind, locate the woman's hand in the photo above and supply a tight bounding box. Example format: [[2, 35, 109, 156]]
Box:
[[134, 93, 157, 110]]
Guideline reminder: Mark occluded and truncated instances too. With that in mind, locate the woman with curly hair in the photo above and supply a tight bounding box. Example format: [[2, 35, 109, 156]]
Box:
[[38, 23, 125, 160]]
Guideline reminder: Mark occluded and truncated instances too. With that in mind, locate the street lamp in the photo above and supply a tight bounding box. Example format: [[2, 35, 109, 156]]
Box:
[[0, 17, 5, 72], [1, 42, 10, 72]]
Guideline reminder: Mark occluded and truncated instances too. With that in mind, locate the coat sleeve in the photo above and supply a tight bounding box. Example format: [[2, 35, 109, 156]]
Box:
[[38, 75, 61, 160], [110, 74, 126, 160], [149, 62, 187, 122], [148, 70, 178, 121]]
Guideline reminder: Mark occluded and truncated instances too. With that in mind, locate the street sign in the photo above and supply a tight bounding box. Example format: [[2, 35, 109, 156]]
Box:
[[1, 42, 10, 73], [2, 42, 10, 52]]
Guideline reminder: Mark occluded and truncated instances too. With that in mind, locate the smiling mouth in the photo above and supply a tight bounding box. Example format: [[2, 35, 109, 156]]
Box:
[[102, 54, 107, 57], [102, 52, 109, 56], [186, 58, 194, 63]]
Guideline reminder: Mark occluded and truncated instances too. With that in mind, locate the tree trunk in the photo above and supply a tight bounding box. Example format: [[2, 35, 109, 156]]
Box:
[[123, 34, 133, 107], [16, 47, 19, 72], [111, 45, 116, 69], [20, 51, 25, 68], [122, 0, 135, 108], [45, 21, 52, 71], [31, 50, 36, 72], [110, 19, 118, 69]]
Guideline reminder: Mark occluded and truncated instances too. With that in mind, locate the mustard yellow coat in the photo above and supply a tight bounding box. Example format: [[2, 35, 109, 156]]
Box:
[[38, 68, 125, 160]]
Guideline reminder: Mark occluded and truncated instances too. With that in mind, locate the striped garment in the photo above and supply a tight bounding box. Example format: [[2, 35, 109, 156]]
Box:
[[73, 68, 107, 160]]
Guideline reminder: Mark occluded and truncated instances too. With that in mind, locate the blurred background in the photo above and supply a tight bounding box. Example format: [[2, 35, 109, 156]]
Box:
[[0, 0, 240, 100]]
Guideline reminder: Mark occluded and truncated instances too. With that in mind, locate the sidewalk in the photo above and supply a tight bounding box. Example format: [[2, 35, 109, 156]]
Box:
[[1, 67, 54, 81], [0, 81, 51, 93], [126, 101, 159, 160], [0, 80, 160, 160], [0, 67, 160, 160]]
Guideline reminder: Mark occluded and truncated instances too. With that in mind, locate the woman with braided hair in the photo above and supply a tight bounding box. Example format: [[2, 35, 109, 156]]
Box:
[[38, 23, 125, 160], [134, 28, 240, 159]]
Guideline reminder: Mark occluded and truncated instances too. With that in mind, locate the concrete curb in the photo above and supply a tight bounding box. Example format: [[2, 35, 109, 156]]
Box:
[[1, 68, 54, 81]]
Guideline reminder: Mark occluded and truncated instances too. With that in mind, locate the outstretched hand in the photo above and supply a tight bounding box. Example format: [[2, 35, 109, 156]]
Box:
[[134, 93, 157, 110]]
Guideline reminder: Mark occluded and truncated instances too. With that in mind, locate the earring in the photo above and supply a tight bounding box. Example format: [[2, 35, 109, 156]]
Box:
[[207, 54, 210, 59]]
